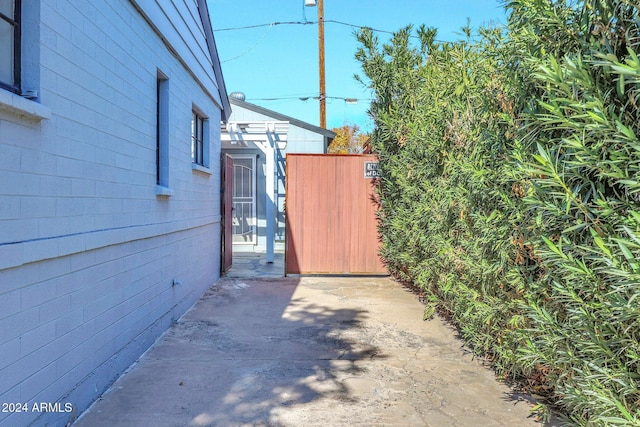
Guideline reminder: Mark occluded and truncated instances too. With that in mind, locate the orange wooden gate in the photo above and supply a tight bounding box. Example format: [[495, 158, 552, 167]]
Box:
[[285, 154, 386, 275]]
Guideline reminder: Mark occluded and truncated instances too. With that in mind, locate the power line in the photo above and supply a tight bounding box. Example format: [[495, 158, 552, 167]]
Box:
[[326, 19, 395, 36], [220, 23, 275, 63], [247, 95, 373, 103], [216, 21, 314, 32], [216, 20, 428, 39], [217, 19, 449, 62]]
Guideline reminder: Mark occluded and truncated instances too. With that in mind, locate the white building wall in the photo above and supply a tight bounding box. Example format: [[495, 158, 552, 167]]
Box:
[[0, 1, 223, 426], [223, 102, 330, 252], [228, 106, 327, 154]]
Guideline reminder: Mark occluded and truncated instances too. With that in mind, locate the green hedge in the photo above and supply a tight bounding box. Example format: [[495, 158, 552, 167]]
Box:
[[356, 1, 640, 425]]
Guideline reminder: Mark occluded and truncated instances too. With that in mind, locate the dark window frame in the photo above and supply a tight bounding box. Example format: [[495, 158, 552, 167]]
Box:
[[156, 71, 169, 188], [191, 110, 206, 166], [156, 78, 162, 184], [0, 0, 21, 93]]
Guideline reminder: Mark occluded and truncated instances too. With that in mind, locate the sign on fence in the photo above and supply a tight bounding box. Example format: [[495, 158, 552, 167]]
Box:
[[364, 161, 382, 178]]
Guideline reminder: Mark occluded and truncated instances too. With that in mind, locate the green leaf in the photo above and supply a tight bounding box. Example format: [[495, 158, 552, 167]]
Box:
[[541, 236, 566, 259], [423, 303, 437, 321], [590, 228, 612, 258], [616, 240, 640, 271], [617, 74, 625, 98]]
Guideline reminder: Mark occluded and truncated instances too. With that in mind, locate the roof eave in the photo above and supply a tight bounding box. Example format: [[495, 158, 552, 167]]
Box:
[[229, 97, 336, 138], [196, 0, 231, 122]]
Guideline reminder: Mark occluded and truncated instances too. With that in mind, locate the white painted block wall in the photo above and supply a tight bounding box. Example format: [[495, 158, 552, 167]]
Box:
[[0, 1, 223, 426]]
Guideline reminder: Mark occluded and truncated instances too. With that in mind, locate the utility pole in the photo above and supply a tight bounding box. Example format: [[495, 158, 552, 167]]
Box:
[[317, 0, 326, 128], [306, 0, 326, 128]]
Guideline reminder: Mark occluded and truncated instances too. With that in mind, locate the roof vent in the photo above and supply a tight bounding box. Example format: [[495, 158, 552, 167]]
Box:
[[230, 92, 246, 101]]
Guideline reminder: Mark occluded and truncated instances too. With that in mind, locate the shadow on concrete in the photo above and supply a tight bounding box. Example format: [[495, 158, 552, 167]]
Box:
[[179, 278, 387, 426], [73, 277, 387, 426], [500, 390, 569, 427], [74, 276, 552, 427]]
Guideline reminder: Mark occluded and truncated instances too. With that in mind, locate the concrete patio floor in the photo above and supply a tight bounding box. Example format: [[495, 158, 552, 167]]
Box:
[[72, 273, 562, 427], [223, 252, 285, 279]]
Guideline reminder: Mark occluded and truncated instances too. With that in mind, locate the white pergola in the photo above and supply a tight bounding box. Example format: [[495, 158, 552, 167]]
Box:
[[221, 121, 289, 263]]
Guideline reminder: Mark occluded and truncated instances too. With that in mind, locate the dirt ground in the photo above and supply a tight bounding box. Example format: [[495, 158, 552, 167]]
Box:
[[74, 276, 563, 426]]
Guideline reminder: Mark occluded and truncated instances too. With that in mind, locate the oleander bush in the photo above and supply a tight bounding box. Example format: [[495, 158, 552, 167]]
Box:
[[355, 1, 640, 425]]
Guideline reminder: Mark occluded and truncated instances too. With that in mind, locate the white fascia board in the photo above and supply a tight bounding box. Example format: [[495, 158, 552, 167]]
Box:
[[223, 121, 289, 137]]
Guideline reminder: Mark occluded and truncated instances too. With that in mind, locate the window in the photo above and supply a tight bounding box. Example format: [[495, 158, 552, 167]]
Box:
[[0, 0, 20, 93], [231, 156, 257, 243], [156, 71, 171, 195], [191, 110, 207, 166]]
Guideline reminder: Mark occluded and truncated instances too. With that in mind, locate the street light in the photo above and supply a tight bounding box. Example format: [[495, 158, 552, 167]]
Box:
[[305, 0, 326, 129]]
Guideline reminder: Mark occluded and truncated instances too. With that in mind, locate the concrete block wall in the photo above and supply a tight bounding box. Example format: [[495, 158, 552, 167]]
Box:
[[0, 1, 223, 426]]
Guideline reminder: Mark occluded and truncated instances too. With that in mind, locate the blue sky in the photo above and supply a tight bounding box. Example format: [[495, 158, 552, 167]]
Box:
[[207, 0, 506, 132]]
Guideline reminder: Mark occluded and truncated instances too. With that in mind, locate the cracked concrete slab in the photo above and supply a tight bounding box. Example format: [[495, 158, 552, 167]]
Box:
[[73, 276, 561, 427]]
